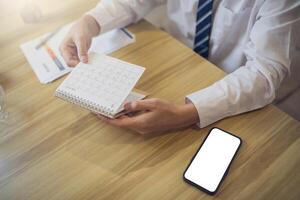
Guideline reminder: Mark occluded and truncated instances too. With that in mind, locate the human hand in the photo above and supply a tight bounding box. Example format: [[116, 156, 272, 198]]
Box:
[[98, 98, 199, 135], [59, 15, 100, 67]]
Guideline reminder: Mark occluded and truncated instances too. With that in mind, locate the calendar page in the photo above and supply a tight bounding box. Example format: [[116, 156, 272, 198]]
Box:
[[56, 53, 145, 115]]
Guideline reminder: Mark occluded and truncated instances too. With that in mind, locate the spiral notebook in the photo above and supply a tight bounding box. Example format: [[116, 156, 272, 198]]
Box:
[[54, 53, 145, 118]]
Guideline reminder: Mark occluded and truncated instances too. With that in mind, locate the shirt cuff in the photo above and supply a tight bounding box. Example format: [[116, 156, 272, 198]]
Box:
[[186, 83, 229, 128], [86, 4, 133, 34]]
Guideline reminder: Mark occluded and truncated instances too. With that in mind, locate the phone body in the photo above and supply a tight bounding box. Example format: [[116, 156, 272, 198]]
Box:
[[183, 127, 242, 195]]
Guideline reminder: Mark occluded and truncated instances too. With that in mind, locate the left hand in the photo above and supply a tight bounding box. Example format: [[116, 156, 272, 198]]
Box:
[[97, 98, 199, 135]]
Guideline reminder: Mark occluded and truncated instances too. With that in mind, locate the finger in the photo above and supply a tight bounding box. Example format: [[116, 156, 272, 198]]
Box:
[[74, 35, 89, 63], [124, 99, 160, 112], [64, 56, 79, 67], [60, 43, 79, 67]]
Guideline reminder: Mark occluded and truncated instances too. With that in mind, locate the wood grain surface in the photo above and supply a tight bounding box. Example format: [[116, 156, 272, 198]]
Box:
[[0, 0, 299, 199]]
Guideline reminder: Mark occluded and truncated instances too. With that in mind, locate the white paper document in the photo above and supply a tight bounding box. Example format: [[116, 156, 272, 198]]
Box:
[[20, 23, 135, 84]]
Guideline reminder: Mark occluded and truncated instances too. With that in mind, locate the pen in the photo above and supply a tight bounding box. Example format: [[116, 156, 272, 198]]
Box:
[[121, 28, 134, 39]]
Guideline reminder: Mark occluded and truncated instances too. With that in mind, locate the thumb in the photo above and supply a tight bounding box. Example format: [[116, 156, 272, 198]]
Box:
[[74, 36, 89, 63], [124, 99, 158, 112]]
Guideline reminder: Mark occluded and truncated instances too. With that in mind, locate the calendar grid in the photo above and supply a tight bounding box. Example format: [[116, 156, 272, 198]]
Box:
[[55, 53, 145, 117]]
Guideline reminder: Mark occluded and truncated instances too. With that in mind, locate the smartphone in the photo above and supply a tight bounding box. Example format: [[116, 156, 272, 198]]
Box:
[[183, 127, 242, 195]]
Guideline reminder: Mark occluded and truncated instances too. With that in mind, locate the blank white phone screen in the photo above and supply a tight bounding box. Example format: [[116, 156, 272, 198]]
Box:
[[184, 128, 241, 193]]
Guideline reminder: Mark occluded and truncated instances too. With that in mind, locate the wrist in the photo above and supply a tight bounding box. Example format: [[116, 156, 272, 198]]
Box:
[[178, 103, 199, 126], [83, 15, 100, 37]]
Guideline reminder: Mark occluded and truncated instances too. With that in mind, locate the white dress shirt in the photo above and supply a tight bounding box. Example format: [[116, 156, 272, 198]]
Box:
[[87, 0, 300, 127]]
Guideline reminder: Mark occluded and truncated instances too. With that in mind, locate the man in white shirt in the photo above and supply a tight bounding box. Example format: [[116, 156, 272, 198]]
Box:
[[60, 0, 300, 134]]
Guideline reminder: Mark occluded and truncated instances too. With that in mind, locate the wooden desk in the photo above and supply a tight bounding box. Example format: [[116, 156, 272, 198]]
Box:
[[0, 1, 299, 199]]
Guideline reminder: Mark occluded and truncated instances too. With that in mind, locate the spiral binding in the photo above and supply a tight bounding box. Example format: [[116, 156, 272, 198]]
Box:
[[54, 89, 115, 117]]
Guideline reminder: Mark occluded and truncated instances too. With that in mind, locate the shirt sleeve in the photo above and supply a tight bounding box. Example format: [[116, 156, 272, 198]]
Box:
[[186, 0, 299, 128], [86, 0, 167, 34]]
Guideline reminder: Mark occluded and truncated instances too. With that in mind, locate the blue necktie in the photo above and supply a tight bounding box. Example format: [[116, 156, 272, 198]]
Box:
[[194, 0, 213, 58]]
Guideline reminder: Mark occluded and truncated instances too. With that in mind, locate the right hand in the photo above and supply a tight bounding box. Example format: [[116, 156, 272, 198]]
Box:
[[60, 15, 100, 67]]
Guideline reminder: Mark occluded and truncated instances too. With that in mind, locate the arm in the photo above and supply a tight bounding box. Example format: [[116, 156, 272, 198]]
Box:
[[187, 0, 299, 127], [97, 0, 299, 134], [60, 0, 166, 67], [86, 0, 167, 34]]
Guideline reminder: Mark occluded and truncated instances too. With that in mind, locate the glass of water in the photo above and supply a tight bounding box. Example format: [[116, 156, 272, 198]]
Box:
[[0, 85, 9, 122]]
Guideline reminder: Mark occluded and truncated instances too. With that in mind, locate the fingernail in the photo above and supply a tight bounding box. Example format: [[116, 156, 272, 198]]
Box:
[[131, 102, 137, 109], [81, 55, 88, 63], [124, 102, 132, 110]]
